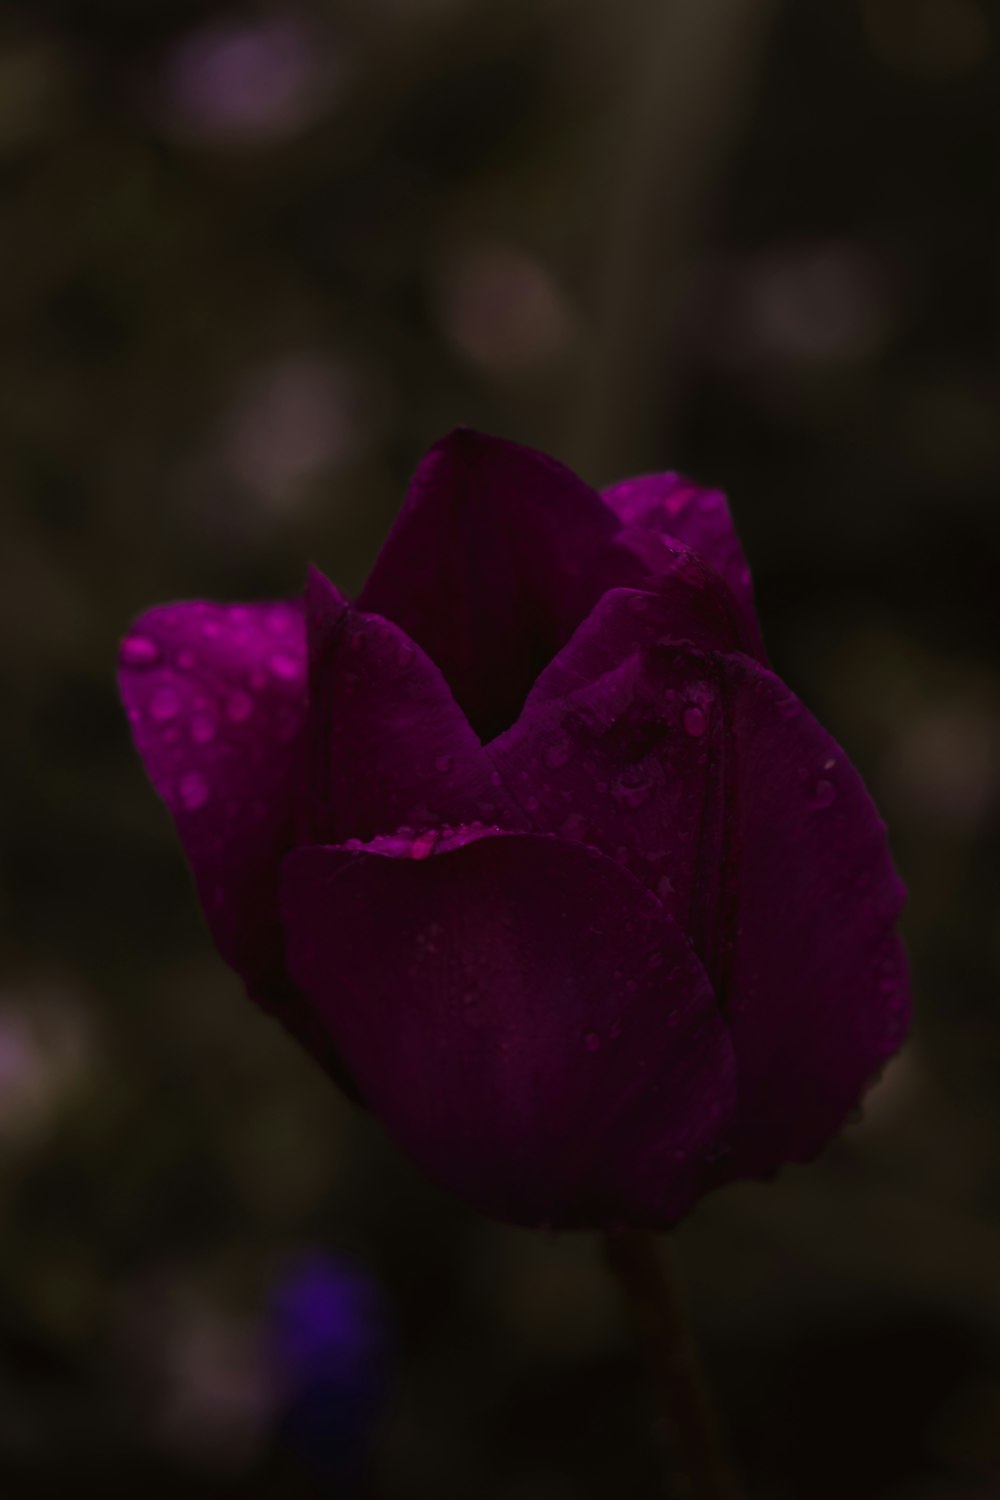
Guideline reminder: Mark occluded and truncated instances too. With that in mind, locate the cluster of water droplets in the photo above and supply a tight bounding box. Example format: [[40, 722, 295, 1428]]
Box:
[[119, 604, 306, 817]]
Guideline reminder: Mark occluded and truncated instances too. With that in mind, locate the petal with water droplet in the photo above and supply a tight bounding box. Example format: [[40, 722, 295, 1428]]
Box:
[[303, 567, 521, 845], [488, 586, 732, 951], [118, 596, 349, 1082], [281, 831, 736, 1227], [603, 472, 765, 659]]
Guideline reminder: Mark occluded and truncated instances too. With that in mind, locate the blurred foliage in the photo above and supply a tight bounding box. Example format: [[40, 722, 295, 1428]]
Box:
[[1, 0, 999, 1496]]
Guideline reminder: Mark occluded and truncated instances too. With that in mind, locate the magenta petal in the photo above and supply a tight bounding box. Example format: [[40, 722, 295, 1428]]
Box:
[[281, 833, 736, 1228], [303, 567, 522, 845], [488, 589, 734, 951], [712, 655, 910, 1179], [118, 598, 350, 1074], [358, 430, 649, 738], [119, 598, 304, 973], [603, 473, 764, 657]]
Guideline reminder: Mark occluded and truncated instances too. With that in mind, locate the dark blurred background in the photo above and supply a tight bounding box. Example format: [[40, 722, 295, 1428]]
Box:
[[1, 1, 998, 1495]]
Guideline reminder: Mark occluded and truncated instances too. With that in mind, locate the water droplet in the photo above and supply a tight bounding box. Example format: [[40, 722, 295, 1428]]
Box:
[[525, 795, 540, 812], [179, 771, 209, 810], [682, 705, 706, 738], [150, 688, 180, 722], [225, 690, 253, 724], [583, 1031, 601, 1053], [544, 741, 571, 770], [609, 1020, 623, 1040], [657, 875, 674, 901], [200, 618, 221, 640], [269, 651, 301, 681], [265, 606, 294, 635], [560, 812, 589, 840], [434, 754, 453, 774], [778, 695, 801, 719], [648, 951, 664, 970], [625, 978, 638, 994], [813, 778, 836, 809], [190, 712, 216, 744], [176, 649, 197, 670], [612, 777, 651, 809], [120, 635, 160, 668], [395, 642, 414, 670], [614, 846, 631, 864]]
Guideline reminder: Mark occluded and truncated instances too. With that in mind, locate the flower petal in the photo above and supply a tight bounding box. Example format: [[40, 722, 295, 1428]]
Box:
[[281, 832, 736, 1228], [603, 473, 764, 657], [118, 598, 350, 1078], [704, 655, 910, 1178], [487, 586, 738, 954], [490, 599, 909, 1180], [302, 566, 522, 845], [358, 430, 649, 738]]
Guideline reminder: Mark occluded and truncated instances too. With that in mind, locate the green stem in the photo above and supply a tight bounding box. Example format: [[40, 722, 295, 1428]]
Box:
[[604, 1231, 742, 1500]]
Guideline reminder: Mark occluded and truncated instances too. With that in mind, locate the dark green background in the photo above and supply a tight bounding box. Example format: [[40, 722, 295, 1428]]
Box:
[[1, 1, 999, 1495]]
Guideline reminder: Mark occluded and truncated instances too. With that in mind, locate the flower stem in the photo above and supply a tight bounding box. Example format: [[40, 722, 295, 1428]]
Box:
[[604, 1230, 742, 1500]]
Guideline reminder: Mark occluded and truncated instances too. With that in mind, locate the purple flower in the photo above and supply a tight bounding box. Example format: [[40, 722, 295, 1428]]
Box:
[[118, 431, 909, 1227]]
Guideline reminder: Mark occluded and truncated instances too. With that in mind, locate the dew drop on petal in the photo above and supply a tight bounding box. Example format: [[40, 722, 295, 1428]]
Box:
[[583, 1031, 601, 1053], [813, 778, 836, 808], [682, 705, 706, 738], [269, 651, 301, 681], [409, 831, 439, 860], [544, 741, 571, 770], [609, 1020, 623, 1040], [434, 754, 453, 774], [612, 777, 651, 810], [120, 635, 161, 668], [559, 812, 589, 840], [265, 606, 295, 635], [395, 642, 415, 670], [179, 771, 210, 810], [176, 649, 197, 670], [150, 688, 181, 722]]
